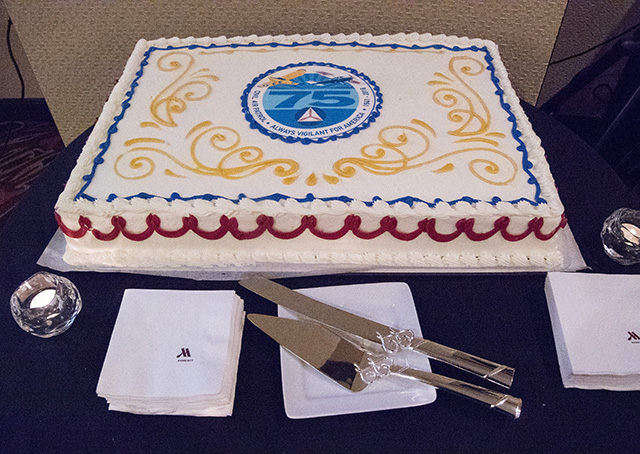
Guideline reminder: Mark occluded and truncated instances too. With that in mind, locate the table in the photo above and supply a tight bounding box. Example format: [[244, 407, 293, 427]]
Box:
[[1, 103, 639, 453]]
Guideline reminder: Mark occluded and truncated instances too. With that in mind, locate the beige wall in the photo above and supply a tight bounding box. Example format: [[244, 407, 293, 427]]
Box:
[[5, 0, 567, 145], [0, 0, 42, 98]]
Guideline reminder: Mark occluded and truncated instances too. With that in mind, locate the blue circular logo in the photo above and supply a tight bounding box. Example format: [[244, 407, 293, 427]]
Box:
[[242, 62, 382, 144]]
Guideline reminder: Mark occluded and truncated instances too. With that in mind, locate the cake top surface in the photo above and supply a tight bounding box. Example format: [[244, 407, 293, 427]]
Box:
[[58, 33, 563, 216]]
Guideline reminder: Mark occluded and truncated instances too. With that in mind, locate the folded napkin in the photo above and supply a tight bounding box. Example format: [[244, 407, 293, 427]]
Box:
[[96, 289, 244, 416], [545, 272, 640, 390]]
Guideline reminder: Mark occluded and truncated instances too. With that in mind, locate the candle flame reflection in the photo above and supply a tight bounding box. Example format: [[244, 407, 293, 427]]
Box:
[[29, 288, 56, 309]]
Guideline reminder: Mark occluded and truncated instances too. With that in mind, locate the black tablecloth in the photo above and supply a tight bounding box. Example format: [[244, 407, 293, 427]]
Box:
[[1, 103, 639, 453]]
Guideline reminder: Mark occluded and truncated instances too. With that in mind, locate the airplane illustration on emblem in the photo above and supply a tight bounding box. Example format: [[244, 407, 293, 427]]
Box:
[[260, 69, 307, 87], [260, 69, 354, 87]]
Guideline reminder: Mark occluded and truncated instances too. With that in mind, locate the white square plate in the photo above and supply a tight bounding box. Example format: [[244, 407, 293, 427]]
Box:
[[279, 282, 437, 418]]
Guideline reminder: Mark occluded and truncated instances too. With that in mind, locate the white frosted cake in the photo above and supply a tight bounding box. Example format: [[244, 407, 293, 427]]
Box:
[[55, 33, 567, 270]]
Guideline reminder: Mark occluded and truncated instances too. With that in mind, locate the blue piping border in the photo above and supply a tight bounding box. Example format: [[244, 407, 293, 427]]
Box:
[[76, 39, 545, 207]]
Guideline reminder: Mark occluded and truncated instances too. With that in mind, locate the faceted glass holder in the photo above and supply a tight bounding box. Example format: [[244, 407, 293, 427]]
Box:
[[10, 272, 82, 338], [601, 208, 640, 265]]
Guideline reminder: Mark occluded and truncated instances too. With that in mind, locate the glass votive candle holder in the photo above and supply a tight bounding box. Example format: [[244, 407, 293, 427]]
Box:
[[601, 208, 640, 265], [10, 272, 82, 338]]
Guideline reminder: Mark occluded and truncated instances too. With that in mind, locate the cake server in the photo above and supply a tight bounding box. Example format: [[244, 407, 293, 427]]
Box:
[[247, 313, 522, 418], [239, 276, 515, 388]]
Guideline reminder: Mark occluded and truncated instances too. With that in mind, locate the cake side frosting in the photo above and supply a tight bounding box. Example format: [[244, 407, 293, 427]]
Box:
[[61, 230, 566, 269], [55, 33, 567, 269]]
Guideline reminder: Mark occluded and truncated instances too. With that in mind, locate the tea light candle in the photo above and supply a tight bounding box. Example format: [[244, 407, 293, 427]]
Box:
[[10, 272, 82, 338], [601, 208, 640, 265]]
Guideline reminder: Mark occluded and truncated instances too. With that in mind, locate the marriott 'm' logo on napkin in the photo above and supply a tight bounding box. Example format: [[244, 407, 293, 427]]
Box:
[[177, 347, 193, 362], [628, 332, 640, 343]]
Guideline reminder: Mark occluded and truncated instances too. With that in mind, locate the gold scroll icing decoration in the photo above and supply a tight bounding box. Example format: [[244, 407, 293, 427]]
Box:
[[144, 51, 219, 128], [115, 121, 299, 182], [332, 119, 436, 179], [329, 117, 515, 186], [425, 56, 517, 186], [326, 57, 517, 186]]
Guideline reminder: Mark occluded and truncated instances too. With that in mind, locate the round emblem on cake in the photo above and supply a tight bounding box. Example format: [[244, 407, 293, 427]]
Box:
[[242, 62, 382, 144]]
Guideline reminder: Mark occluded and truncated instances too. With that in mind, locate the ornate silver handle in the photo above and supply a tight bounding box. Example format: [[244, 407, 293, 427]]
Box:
[[376, 329, 515, 388], [413, 339, 516, 389], [390, 365, 522, 418]]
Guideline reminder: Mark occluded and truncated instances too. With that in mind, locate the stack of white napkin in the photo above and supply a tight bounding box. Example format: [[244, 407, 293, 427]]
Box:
[[96, 289, 244, 416], [545, 272, 640, 390]]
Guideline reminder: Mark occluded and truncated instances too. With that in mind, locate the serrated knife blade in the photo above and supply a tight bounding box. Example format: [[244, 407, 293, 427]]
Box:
[[247, 313, 521, 418], [240, 276, 515, 388]]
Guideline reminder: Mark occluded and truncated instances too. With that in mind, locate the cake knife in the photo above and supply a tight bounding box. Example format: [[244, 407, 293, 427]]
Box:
[[239, 276, 515, 388], [247, 313, 522, 418]]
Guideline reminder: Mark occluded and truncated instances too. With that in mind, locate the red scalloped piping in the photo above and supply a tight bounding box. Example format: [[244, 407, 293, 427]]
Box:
[[309, 214, 351, 239], [535, 213, 568, 240], [188, 215, 228, 240], [227, 215, 267, 240], [55, 211, 566, 243], [420, 218, 465, 242], [266, 215, 314, 240], [92, 217, 120, 241], [154, 214, 191, 238], [56, 212, 91, 238]]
